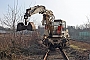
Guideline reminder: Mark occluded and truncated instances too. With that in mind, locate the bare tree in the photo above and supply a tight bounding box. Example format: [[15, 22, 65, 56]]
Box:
[[0, 0, 25, 48], [75, 16, 90, 30], [1, 0, 24, 32], [85, 16, 90, 28]]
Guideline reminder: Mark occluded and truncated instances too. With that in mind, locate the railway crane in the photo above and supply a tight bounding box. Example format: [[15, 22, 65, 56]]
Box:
[[17, 5, 70, 60]]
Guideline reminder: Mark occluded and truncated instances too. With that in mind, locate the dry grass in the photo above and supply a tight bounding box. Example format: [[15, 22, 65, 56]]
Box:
[[0, 31, 45, 60], [0, 32, 40, 50], [69, 40, 90, 50]]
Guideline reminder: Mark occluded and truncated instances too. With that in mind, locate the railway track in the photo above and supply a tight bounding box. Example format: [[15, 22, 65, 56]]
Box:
[[43, 47, 73, 60], [42, 46, 89, 60]]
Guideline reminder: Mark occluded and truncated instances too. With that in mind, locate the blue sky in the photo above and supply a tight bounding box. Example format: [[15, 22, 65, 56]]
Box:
[[0, 0, 90, 26]]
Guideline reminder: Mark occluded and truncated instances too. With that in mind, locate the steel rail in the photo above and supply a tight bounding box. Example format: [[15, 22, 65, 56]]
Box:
[[43, 47, 69, 60]]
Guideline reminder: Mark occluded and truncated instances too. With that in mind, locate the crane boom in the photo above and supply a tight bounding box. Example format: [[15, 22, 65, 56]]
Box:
[[24, 5, 55, 25]]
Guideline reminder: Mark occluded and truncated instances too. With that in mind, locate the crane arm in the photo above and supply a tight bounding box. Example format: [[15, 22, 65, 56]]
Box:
[[24, 5, 55, 25], [24, 5, 46, 17], [17, 5, 55, 33]]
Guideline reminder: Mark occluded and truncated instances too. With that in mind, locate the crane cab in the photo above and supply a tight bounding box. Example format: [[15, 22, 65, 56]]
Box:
[[52, 19, 66, 37], [43, 19, 69, 50]]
